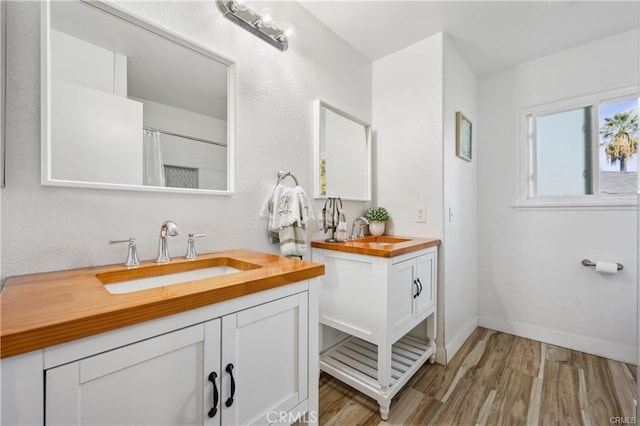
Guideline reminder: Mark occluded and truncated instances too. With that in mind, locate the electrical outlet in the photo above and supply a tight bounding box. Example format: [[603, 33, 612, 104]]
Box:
[[416, 205, 426, 223]]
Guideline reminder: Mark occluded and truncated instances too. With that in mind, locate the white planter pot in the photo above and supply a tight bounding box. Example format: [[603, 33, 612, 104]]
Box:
[[369, 221, 385, 236]]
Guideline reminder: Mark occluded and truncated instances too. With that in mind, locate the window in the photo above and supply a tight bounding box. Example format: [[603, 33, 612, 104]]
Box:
[[524, 89, 638, 204], [599, 98, 638, 195]]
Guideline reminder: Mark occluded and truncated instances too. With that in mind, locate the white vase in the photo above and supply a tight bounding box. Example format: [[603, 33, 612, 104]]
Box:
[[369, 221, 385, 236]]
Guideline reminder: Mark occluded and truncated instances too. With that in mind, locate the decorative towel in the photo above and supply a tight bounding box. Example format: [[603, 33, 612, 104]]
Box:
[[270, 184, 300, 230], [261, 184, 315, 257], [261, 183, 285, 226], [295, 186, 315, 226], [278, 225, 306, 257], [335, 209, 348, 242], [260, 183, 286, 243], [320, 198, 339, 232]]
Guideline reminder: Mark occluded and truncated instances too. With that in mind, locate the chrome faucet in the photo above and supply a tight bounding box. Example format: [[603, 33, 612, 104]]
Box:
[[155, 220, 179, 263], [351, 217, 370, 239]]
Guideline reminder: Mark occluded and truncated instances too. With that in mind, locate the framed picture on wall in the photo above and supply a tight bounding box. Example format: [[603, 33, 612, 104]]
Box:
[[456, 111, 472, 162]]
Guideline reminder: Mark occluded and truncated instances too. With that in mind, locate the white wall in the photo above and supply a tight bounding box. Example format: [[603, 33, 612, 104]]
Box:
[[0, 1, 4, 285], [135, 97, 228, 190], [2, 1, 371, 277], [51, 29, 127, 97], [49, 28, 143, 185], [134, 97, 227, 145], [0, 5, 4, 421], [372, 34, 444, 238], [51, 79, 144, 185], [478, 29, 638, 363], [373, 33, 480, 364], [161, 134, 227, 190], [441, 35, 478, 362], [51, 29, 116, 94]]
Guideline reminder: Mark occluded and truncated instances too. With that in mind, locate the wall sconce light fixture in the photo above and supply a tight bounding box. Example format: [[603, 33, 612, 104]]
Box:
[[216, 1, 295, 51]]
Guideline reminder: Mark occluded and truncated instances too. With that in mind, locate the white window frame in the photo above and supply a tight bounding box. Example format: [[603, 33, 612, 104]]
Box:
[[516, 86, 639, 210]]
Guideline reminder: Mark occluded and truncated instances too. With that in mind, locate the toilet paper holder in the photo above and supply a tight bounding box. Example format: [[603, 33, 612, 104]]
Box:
[[581, 259, 623, 271]]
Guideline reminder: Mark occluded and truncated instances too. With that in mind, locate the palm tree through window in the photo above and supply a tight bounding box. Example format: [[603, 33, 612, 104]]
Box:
[[527, 94, 638, 199], [599, 99, 638, 195]]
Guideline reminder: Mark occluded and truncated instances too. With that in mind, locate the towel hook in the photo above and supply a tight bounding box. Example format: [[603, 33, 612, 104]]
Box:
[[277, 171, 299, 186]]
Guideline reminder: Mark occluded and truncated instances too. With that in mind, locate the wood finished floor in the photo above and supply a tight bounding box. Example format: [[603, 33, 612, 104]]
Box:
[[318, 328, 637, 425]]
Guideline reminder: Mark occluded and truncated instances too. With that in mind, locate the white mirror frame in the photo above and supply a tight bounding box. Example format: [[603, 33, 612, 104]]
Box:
[[41, 1, 236, 195], [313, 99, 371, 201]]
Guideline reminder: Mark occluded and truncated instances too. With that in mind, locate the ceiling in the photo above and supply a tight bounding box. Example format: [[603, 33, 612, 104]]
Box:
[[299, 1, 640, 75]]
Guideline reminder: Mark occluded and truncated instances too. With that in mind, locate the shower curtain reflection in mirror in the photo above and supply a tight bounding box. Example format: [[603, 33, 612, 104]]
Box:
[[143, 129, 165, 187]]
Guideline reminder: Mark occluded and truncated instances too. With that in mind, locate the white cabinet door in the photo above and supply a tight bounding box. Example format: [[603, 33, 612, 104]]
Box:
[[415, 252, 436, 317], [391, 250, 437, 336], [390, 259, 417, 336], [46, 321, 221, 426], [221, 293, 308, 426]]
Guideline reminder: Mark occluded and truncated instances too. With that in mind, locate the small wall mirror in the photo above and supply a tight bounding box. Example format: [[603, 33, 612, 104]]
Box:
[[42, 1, 235, 194], [313, 100, 371, 201]]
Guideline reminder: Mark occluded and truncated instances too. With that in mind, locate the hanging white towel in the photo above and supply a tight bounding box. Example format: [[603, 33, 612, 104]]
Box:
[[278, 225, 306, 257], [260, 183, 283, 243], [261, 182, 315, 257], [272, 187, 300, 230], [319, 198, 340, 232], [261, 183, 289, 232], [294, 186, 315, 226]]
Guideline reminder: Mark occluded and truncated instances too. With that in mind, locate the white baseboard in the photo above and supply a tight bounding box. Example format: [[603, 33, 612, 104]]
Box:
[[444, 315, 479, 364], [479, 314, 637, 364]]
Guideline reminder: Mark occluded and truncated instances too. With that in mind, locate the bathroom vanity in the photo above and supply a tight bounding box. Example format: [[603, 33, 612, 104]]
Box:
[[1, 250, 323, 425], [311, 236, 440, 420]]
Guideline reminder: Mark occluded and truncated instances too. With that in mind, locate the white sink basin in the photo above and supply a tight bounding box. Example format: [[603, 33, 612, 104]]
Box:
[[103, 265, 242, 294]]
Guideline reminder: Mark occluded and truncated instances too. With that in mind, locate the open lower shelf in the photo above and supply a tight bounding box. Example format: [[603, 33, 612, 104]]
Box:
[[320, 334, 434, 398]]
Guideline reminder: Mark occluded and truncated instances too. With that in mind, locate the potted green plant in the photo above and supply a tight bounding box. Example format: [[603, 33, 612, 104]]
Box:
[[364, 206, 390, 236]]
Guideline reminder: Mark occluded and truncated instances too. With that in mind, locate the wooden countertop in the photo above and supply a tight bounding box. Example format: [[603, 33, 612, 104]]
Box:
[[0, 250, 324, 359], [311, 236, 441, 258]]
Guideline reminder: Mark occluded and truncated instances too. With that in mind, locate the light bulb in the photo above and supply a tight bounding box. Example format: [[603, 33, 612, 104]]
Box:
[[258, 8, 273, 27], [232, 0, 249, 11], [282, 23, 296, 40]]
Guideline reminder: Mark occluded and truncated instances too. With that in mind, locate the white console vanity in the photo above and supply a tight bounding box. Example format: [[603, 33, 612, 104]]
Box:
[[1, 250, 323, 425], [311, 236, 440, 420]]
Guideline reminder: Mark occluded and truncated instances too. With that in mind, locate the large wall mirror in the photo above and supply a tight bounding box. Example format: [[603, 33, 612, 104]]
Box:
[[42, 1, 235, 194], [313, 100, 371, 201]]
